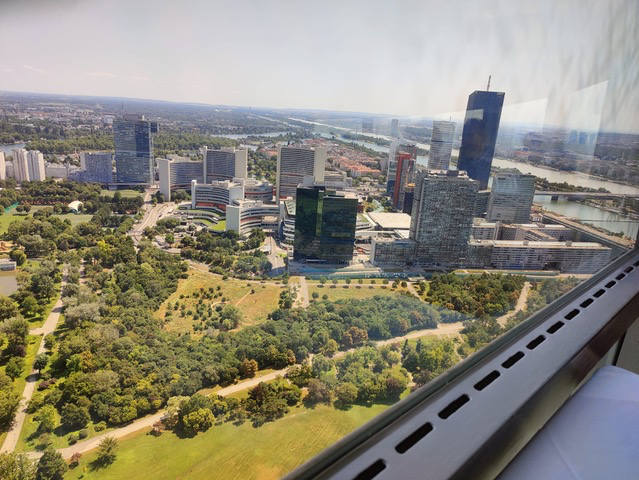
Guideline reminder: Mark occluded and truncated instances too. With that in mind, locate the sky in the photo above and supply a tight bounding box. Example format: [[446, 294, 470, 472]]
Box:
[[1, 0, 638, 132]]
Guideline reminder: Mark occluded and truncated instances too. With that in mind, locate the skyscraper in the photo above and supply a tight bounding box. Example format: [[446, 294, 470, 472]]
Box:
[[203, 147, 248, 183], [0, 152, 5, 181], [390, 118, 400, 138], [486, 170, 536, 223], [114, 114, 158, 184], [457, 90, 505, 189], [293, 184, 358, 264], [158, 157, 204, 201], [410, 169, 478, 266], [13, 148, 45, 182], [77, 152, 113, 184], [428, 121, 456, 170], [392, 151, 415, 211], [386, 139, 416, 196], [276, 145, 325, 200]]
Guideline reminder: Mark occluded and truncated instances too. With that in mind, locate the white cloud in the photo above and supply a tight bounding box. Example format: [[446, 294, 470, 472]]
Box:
[[87, 71, 116, 78], [22, 64, 47, 74]]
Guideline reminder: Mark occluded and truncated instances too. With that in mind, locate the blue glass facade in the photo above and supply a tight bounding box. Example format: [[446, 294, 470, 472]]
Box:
[[114, 115, 157, 184], [457, 91, 505, 189]]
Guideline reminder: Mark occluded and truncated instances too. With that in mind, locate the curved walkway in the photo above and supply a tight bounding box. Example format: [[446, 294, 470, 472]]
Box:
[[497, 282, 532, 327]]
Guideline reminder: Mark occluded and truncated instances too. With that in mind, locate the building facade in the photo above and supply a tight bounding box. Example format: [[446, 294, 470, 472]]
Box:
[[190, 179, 244, 211], [293, 185, 358, 264], [428, 120, 456, 170], [226, 199, 280, 235], [392, 152, 415, 211], [486, 170, 536, 224], [457, 90, 505, 189], [386, 139, 416, 196], [13, 148, 45, 182], [203, 147, 248, 183], [243, 178, 274, 202], [410, 169, 479, 266], [114, 114, 158, 184], [276, 145, 326, 200], [158, 157, 204, 200], [77, 152, 113, 184]]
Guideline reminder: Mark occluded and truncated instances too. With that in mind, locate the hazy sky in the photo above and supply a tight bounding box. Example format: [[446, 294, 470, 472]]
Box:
[[1, 0, 638, 132]]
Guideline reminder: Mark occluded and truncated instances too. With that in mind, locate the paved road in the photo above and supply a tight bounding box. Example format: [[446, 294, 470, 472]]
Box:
[[497, 282, 532, 327], [1, 280, 66, 454], [298, 276, 309, 308]]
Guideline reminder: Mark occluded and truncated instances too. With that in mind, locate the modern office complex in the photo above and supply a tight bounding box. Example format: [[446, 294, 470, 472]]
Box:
[[71, 152, 113, 184], [457, 90, 505, 189], [158, 157, 204, 200], [486, 170, 536, 223], [390, 118, 400, 138], [471, 219, 574, 242], [428, 120, 456, 170], [226, 199, 280, 236], [13, 148, 45, 182], [203, 146, 248, 183], [391, 151, 415, 210], [114, 114, 158, 184], [280, 200, 297, 245], [190, 179, 244, 211], [276, 145, 326, 200], [386, 139, 417, 198], [243, 178, 274, 202], [293, 185, 358, 264]]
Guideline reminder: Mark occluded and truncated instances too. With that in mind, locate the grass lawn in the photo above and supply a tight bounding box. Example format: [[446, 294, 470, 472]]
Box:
[[52, 214, 94, 226], [210, 219, 226, 231], [64, 402, 396, 480], [0, 209, 94, 234], [156, 269, 281, 334], [100, 189, 142, 198], [309, 284, 409, 302]]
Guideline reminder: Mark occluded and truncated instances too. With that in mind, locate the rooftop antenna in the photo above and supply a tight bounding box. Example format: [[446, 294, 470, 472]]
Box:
[[486, 75, 491, 91]]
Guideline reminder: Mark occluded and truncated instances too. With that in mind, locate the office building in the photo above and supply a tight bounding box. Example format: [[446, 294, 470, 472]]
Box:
[[390, 118, 400, 138], [77, 152, 114, 184], [458, 90, 505, 189], [474, 189, 491, 217], [486, 170, 536, 223], [410, 169, 479, 266], [276, 145, 325, 200], [243, 178, 274, 202], [293, 185, 358, 264], [403, 183, 415, 214], [280, 200, 297, 245], [0, 152, 5, 180], [392, 151, 415, 210], [386, 139, 416, 197], [190, 179, 244, 212], [203, 147, 248, 183], [158, 157, 204, 200], [45, 164, 69, 179], [226, 199, 280, 236], [114, 114, 158, 184], [428, 121, 456, 170]]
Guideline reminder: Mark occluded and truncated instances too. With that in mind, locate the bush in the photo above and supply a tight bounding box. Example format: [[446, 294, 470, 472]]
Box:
[[68, 433, 79, 445], [94, 421, 106, 432], [78, 429, 89, 439]]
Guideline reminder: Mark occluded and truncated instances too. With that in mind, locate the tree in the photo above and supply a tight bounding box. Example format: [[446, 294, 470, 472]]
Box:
[[306, 379, 332, 404], [96, 436, 118, 465], [1, 317, 29, 356], [0, 452, 37, 480], [165, 232, 175, 245], [5, 357, 25, 381], [60, 403, 90, 431], [239, 359, 258, 378], [35, 405, 57, 433], [0, 373, 21, 428], [33, 353, 49, 373], [36, 447, 66, 480], [64, 303, 100, 329], [9, 249, 27, 267], [182, 408, 214, 435], [335, 382, 358, 407], [0, 295, 19, 320]]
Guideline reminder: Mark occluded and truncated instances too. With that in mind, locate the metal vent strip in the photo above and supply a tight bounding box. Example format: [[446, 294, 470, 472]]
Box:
[[285, 249, 639, 480]]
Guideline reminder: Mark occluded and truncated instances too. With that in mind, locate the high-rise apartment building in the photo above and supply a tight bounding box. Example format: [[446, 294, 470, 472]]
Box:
[[392, 152, 415, 210], [0, 152, 5, 180], [410, 169, 479, 266], [293, 185, 358, 264], [203, 147, 248, 183], [458, 90, 505, 189], [428, 121, 456, 170], [12, 149, 29, 182], [390, 118, 400, 138], [386, 139, 416, 196], [114, 114, 158, 184], [13, 148, 45, 182], [276, 145, 325, 200], [486, 170, 536, 223]]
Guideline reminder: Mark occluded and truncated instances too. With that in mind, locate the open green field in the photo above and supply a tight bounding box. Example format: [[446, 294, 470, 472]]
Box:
[[52, 214, 94, 226], [0, 209, 94, 234], [156, 269, 282, 334], [64, 402, 394, 480], [309, 284, 411, 302], [100, 189, 143, 198]]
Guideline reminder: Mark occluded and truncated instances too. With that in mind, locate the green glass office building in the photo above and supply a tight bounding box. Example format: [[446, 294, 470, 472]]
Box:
[[293, 186, 358, 264]]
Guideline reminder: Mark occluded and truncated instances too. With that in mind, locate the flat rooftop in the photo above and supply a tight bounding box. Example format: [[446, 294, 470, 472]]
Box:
[[471, 240, 610, 250], [368, 212, 412, 230]]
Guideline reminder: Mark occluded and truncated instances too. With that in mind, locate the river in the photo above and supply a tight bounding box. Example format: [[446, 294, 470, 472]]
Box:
[[293, 118, 639, 239], [0, 143, 26, 156]]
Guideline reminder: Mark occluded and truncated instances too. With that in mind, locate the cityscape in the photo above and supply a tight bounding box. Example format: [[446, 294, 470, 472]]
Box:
[[0, 0, 638, 479]]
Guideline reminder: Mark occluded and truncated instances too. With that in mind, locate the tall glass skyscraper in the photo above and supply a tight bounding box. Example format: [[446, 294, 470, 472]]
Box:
[[293, 185, 358, 264], [428, 120, 456, 170], [457, 90, 505, 189], [114, 114, 158, 184]]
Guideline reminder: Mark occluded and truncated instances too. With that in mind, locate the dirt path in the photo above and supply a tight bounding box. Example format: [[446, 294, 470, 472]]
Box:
[[497, 282, 532, 327], [1, 281, 66, 454]]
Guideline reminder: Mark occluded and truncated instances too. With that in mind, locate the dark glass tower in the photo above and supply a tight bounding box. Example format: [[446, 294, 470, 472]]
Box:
[[114, 114, 158, 184], [293, 186, 358, 264], [457, 90, 505, 189]]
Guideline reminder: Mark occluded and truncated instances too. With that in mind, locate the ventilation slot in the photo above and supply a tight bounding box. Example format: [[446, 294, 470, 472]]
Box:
[[616, 273, 626, 281], [526, 335, 546, 350], [438, 394, 470, 420], [502, 351, 524, 369], [474, 371, 500, 391], [354, 460, 386, 480], [593, 289, 606, 298], [605, 281, 616, 289], [395, 422, 433, 454], [634, 260, 639, 267], [565, 309, 580, 320], [547, 321, 564, 334], [580, 298, 593, 308], [624, 266, 634, 273]]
